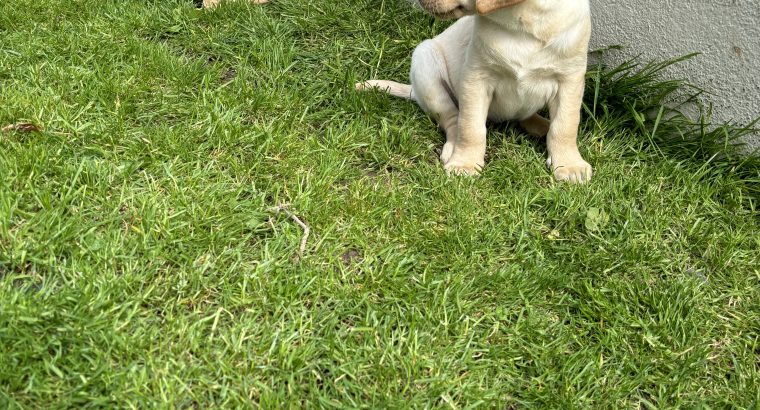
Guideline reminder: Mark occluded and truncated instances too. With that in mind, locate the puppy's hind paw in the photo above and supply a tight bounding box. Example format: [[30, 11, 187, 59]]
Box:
[[519, 114, 550, 137]]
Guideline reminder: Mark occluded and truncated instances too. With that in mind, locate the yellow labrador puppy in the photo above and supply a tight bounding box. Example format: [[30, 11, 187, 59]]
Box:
[[357, 0, 593, 182]]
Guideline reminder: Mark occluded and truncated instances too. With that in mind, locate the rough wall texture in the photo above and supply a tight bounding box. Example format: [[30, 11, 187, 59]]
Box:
[[588, 0, 760, 150]]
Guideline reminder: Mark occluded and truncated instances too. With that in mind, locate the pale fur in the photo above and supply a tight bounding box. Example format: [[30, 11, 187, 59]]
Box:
[[357, 0, 593, 182]]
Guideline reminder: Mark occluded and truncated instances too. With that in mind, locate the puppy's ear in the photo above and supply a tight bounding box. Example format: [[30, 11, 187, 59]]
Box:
[[476, 0, 526, 14]]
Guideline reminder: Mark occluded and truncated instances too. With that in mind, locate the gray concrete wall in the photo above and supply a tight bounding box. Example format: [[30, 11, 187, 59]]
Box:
[[588, 0, 760, 150]]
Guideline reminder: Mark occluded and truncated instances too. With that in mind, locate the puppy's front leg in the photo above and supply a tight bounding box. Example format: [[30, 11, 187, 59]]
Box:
[[444, 78, 491, 176], [546, 74, 592, 183]]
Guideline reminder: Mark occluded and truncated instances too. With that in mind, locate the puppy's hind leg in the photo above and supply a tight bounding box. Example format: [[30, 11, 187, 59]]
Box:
[[410, 41, 460, 164]]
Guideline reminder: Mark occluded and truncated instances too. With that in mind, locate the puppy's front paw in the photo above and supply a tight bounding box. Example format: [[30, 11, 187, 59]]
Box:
[[444, 156, 483, 176], [444, 161, 481, 176], [547, 155, 593, 183]]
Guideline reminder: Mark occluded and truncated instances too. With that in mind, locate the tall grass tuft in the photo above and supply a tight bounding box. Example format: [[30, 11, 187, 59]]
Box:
[[585, 50, 760, 205]]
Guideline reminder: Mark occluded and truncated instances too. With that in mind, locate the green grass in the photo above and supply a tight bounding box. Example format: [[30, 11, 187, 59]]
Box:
[[1, 0, 759, 407]]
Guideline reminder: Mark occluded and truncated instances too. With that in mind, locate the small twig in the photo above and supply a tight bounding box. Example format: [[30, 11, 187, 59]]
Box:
[[269, 204, 310, 258], [202, 0, 269, 8], [2, 122, 42, 133]]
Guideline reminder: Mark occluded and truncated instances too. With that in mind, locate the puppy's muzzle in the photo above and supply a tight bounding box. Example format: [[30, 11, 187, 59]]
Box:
[[415, 0, 475, 19]]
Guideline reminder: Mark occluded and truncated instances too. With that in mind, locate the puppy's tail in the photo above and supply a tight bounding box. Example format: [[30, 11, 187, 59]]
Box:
[[355, 80, 415, 101]]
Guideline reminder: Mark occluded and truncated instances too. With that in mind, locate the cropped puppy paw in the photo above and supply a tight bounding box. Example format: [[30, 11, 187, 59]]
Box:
[[547, 155, 592, 183]]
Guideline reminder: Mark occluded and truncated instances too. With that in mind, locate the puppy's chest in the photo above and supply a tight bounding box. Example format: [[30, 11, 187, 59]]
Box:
[[480, 32, 563, 82], [483, 36, 560, 105], [476, 31, 565, 119]]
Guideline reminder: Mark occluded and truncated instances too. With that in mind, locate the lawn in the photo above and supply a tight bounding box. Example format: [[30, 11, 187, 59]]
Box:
[[1, 0, 759, 407]]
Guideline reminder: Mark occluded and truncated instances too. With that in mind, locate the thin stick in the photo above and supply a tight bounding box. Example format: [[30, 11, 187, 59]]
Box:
[[203, 0, 269, 8], [270, 204, 310, 258], [2, 122, 42, 133]]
